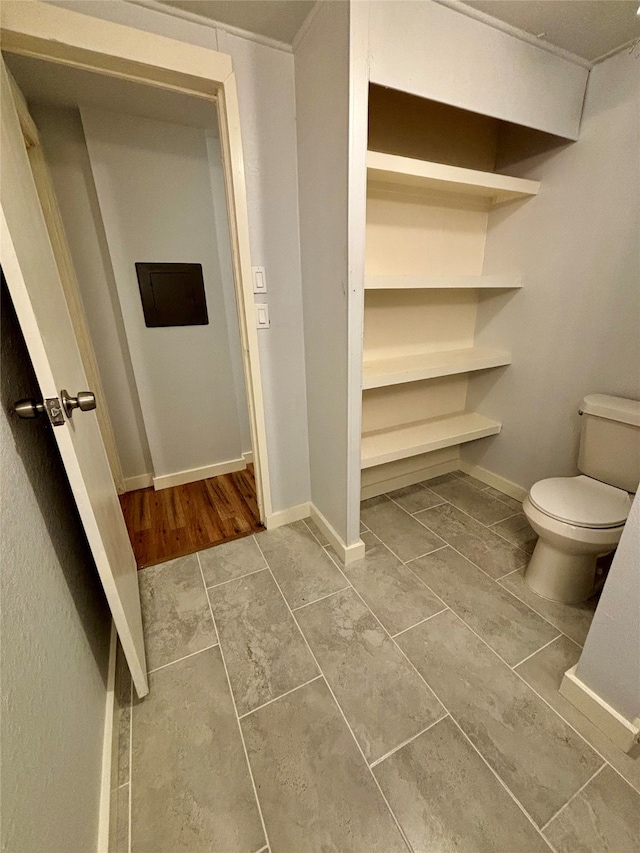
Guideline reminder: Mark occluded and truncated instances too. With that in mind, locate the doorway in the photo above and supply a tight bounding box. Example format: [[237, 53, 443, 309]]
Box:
[[4, 51, 266, 567]]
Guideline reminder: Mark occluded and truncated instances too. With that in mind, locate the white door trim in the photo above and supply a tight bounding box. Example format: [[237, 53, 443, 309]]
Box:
[[0, 0, 273, 522]]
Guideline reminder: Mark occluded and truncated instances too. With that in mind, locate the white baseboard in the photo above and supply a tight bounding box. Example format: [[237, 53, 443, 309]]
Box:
[[361, 454, 459, 500], [265, 502, 311, 529], [457, 461, 528, 502], [152, 457, 247, 491], [122, 473, 153, 492], [309, 504, 365, 565], [98, 622, 117, 853], [560, 665, 640, 753], [242, 450, 254, 465]]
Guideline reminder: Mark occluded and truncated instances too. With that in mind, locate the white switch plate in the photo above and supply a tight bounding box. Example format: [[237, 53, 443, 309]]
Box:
[[256, 303, 270, 329], [252, 265, 267, 294]]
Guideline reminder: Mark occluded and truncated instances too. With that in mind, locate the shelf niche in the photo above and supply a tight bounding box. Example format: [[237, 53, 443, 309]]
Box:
[[361, 87, 537, 485]]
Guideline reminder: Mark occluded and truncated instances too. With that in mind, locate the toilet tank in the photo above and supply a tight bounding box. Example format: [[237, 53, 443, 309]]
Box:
[[578, 395, 640, 493]]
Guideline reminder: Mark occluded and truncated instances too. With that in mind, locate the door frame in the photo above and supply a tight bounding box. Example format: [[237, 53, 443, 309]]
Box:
[[0, 0, 273, 522]]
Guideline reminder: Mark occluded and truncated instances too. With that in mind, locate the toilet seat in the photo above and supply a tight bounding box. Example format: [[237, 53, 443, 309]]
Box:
[[528, 475, 631, 529]]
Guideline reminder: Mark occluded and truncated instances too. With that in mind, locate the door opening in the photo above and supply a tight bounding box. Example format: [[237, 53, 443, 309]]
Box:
[[5, 54, 265, 567]]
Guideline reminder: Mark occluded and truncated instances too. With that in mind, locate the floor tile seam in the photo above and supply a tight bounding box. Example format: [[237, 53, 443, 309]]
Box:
[[486, 521, 534, 551], [410, 508, 529, 573], [390, 607, 451, 639], [197, 553, 272, 852], [301, 517, 329, 549], [256, 557, 414, 853], [291, 585, 352, 612], [510, 634, 564, 670], [412, 499, 529, 560], [539, 763, 607, 834], [412, 484, 523, 529], [494, 576, 587, 648], [402, 555, 566, 663], [146, 642, 220, 675], [252, 533, 355, 620], [369, 713, 450, 769], [385, 492, 449, 513], [508, 663, 622, 787], [446, 715, 557, 850], [237, 675, 324, 720], [453, 472, 525, 511], [406, 533, 529, 594], [205, 565, 269, 591], [336, 579, 554, 844]]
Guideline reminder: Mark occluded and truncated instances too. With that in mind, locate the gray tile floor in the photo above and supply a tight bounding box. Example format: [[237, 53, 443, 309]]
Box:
[[111, 470, 640, 853]]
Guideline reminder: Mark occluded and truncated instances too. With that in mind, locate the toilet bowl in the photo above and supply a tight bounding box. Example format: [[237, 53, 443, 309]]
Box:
[[522, 476, 630, 603], [521, 394, 640, 604]]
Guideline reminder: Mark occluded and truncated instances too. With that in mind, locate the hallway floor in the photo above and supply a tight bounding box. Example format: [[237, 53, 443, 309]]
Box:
[[110, 471, 640, 852], [119, 464, 262, 568]]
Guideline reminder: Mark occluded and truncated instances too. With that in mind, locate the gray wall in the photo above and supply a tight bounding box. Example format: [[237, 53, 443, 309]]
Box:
[[31, 103, 153, 484], [81, 107, 245, 482], [1, 278, 111, 853], [294, 0, 351, 540], [466, 47, 640, 489], [577, 491, 640, 722], [49, 0, 312, 513]]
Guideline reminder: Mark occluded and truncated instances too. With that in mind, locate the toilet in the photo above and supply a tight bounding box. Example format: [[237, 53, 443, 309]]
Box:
[[522, 394, 640, 604]]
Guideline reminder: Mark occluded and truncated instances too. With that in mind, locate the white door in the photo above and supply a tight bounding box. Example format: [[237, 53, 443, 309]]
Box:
[[0, 60, 149, 697]]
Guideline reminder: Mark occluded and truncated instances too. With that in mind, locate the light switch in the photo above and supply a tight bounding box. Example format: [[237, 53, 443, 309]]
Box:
[[256, 303, 270, 329], [252, 266, 267, 294]]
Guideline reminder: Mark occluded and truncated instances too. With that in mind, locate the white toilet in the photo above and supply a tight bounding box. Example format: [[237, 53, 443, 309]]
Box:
[[523, 394, 640, 604]]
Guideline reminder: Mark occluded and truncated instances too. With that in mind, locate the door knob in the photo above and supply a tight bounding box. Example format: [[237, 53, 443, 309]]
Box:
[[14, 398, 46, 418], [61, 389, 96, 418]]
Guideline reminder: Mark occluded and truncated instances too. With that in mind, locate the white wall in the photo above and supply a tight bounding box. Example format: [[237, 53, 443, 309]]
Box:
[[81, 108, 245, 481], [368, 0, 588, 140], [219, 30, 311, 511], [32, 103, 152, 483], [50, 0, 311, 512], [1, 280, 110, 853], [576, 491, 640, 722], [294, 0, 351, 541], [465, 47, 640, 489]]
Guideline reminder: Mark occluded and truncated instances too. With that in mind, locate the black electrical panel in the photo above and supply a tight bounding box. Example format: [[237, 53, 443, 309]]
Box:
[[135, 262, 209, 327]]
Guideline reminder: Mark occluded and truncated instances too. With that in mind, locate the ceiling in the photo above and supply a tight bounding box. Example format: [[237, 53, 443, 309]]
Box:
[[460, 1, 640, 61], [158, 1, 316, 43], [158, 1, 640, 60], [6, 53, 220, 132]]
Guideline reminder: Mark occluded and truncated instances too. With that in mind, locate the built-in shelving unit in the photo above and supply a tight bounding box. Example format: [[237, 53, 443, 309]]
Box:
[[362, 123, 538, 491], [364, 275, 522, 290], [361, 412, 502, 469], [367, 151, 540, 205], [363, 346, 511, 390]]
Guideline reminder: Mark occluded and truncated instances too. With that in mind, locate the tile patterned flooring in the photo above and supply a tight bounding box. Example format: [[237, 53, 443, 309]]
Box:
[[110, 471, 640, 852]]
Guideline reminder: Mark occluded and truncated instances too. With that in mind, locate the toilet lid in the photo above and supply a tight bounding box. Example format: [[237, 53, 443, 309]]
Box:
[[529, 476, 632, 528]]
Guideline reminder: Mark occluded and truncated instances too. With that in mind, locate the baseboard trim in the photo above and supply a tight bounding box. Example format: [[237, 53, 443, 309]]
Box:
[[361, 459, 459, 500], [242, 450, 254, 465], [310, 504, 365, 565], [98, 622, 117, 853], [152, 457, 246, 491], [265, 502, 311, 530], [123, 473, 153, 492], [457, 461, 528, 502], [560, 665, 640, 753]]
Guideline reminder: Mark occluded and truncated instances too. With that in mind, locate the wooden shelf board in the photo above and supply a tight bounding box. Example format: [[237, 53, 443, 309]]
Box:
[[361, 411, 501, 469], [367, 151, 540, 205], [362, 347, 511, 390], [364, 275, 522, 290]]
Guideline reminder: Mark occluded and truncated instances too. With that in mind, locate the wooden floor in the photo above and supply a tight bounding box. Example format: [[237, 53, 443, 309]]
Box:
[[119, 465, 263, 569]]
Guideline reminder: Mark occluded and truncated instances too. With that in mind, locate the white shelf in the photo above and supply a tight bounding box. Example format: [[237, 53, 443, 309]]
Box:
[[367, 151, 540, 205], [364, 275, 522, 290], [361, 412, 501, 469], [363, 347, 511, 390]]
